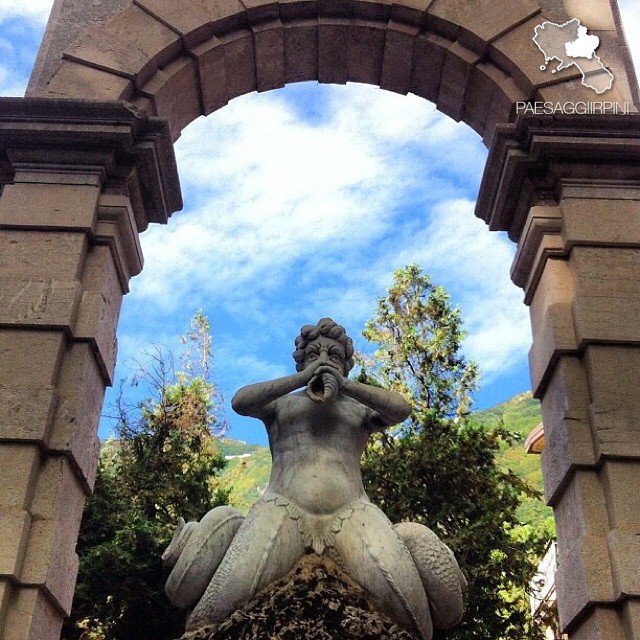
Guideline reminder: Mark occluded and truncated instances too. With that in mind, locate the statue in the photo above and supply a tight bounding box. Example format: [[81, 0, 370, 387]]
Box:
[[163, 318, 466, 639]]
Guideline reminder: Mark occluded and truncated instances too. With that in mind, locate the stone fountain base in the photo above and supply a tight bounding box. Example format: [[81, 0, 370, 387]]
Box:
[[176, 553, 420, 640]]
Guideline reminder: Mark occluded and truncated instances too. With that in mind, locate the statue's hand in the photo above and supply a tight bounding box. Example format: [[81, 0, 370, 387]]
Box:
[[300, 358, 326, 384], [313, 364, 345, 387]]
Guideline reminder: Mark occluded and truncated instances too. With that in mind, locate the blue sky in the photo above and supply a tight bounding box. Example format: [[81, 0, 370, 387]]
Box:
[[2, 1, 639, 446]]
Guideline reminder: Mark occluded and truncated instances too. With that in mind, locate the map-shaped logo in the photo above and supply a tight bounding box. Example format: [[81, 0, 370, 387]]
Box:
[[533, 18, 614, 94]]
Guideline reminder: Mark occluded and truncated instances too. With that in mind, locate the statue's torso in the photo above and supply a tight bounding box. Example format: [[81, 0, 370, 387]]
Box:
[[264, 392, 373, 514]]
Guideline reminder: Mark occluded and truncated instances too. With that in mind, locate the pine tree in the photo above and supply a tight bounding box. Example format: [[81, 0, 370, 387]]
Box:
[[360, 265, 550, 640], [63, 314, 228, 640]]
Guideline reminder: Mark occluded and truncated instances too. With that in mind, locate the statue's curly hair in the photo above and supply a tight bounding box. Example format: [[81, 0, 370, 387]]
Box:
[[293, 318, 355, 373]]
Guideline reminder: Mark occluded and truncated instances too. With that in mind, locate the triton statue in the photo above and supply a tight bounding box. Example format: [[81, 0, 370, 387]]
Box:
[[162, 318, 466, 639]]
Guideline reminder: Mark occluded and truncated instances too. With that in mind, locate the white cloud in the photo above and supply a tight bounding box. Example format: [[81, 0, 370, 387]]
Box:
[[618, 0, 640, 74], [134, 89, 411, 308], [124, 84, 537, 401], [0, 0, 52, 23], [5, 3, 636, 432]]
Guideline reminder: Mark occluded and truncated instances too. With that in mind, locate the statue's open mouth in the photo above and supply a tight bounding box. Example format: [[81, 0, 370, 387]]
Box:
[[306, 372, 339, 403]]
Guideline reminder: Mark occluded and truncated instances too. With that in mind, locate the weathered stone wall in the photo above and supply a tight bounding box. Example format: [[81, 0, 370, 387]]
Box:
[[0, 99, 179, 640], [1, 1, 640, 639], [27, 0, 639, 143], [479, 114, 640, 639]]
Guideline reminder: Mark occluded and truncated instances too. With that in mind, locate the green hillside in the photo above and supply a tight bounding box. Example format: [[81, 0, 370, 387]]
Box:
[[473, 392, 550, 525], [218, 392, 550, 524], [217, 439, 272, 513], [473, 392, 543, 438]]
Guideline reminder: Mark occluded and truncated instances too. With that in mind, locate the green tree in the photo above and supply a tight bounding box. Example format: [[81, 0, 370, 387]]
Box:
[[63, 313, 228, 640], [360, 265, 550, 640]]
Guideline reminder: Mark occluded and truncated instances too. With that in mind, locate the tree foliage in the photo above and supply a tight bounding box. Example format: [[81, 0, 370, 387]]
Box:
[[63, 313, 228, 640], [360, 265, 550, 640]]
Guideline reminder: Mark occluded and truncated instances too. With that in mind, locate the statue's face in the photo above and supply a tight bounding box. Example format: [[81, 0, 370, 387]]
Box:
[[303, 336, 347, 375]]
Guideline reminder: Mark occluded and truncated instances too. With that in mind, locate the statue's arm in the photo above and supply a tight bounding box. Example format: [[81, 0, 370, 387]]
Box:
[[231, 369, 314, 419], [341, 378, 412, 427]]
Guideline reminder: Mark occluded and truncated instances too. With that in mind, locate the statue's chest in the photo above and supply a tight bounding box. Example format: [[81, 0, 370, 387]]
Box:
[[275, 394, 365, 437]]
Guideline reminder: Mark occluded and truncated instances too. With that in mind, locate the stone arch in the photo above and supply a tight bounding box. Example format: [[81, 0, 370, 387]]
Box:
[[30, 0, 637, 144], [2, 1, 640, 639]]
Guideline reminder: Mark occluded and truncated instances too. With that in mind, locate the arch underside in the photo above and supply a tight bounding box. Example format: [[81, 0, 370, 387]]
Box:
[[31, 0, 638, 144]]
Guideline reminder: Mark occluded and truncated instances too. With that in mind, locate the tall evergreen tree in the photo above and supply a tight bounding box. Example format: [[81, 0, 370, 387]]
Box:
[[360, 265, 550, 640], [63, 313, 228, 640]]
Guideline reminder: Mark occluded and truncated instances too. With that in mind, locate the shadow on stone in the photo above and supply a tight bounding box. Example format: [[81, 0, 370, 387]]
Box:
[[176, 554, 421, 640]]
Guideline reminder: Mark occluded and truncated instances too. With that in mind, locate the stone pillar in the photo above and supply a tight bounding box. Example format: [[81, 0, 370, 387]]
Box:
[[0, 99, 181, 640], [478, 114, 640, 640]]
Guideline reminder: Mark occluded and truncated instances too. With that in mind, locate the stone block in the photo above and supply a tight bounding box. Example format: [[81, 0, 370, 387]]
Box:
[[0, 231, 88, 280], [427, 0, 539, 53], [0, 183, 99, 232], [283, 22, 319, 84], [540, 356, 596, 505], [572, 247, 640, 297], [462, 61, 527, 143], [318, 20, 349, 84], [511, 205, 563, 290], [134, 0, 215, 47], [623, 600, 640, 640], [0, 331, 66, 387], [2, 586, 64, 640], [0, 444, 41, 511], [489, 16, 581, 92], [205, 0, 246, 30], [44, 61, 133, 101], [528, 302, 577, 396], [571, 247, 640, 346], [220, 30, 257, 99], [555, 533, 616, 629], [562, 198, 640, 248], [528, 258, 577, 393], [21, 456, 85, 615], [436, 41, 479, 121], [380, 22, 417, 95], [0, 579, 11, 620], [0, 386, 58, 444], [279, 0, 318, 23], [191, 36, 229, 114], [243, 0, 279, 23], [536, 77, 630, 111], [48, 344, 105, 490], [553, 470, 609, 550], [317, 0, 353, 20], [568, 606, 626, 640], [564, 0, 616, 30], [352, 0, 391, 23], [0, 510, 32, 578], [607, 529, 640, 597], [74, 245, 123, 381], [408, 32, 446, 103], [587, 32, 640, 109], [96, 194, 144, 288], [0, 279, 82, 330], [584, 345, 640, 459], [346, 21, 386, 86], [64, 5, 182, 89], [602, 461, 640, 530], [253, 21, 286, 92], [139, 56, 202, 141]]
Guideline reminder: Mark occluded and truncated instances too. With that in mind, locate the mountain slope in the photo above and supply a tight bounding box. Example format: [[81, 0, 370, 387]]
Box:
[[217, 393, 550, 524]]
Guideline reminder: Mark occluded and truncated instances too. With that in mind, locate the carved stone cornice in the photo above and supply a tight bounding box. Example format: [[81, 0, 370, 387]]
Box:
[[476, 114, 640, 242], [0, 97, 182, 231]]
